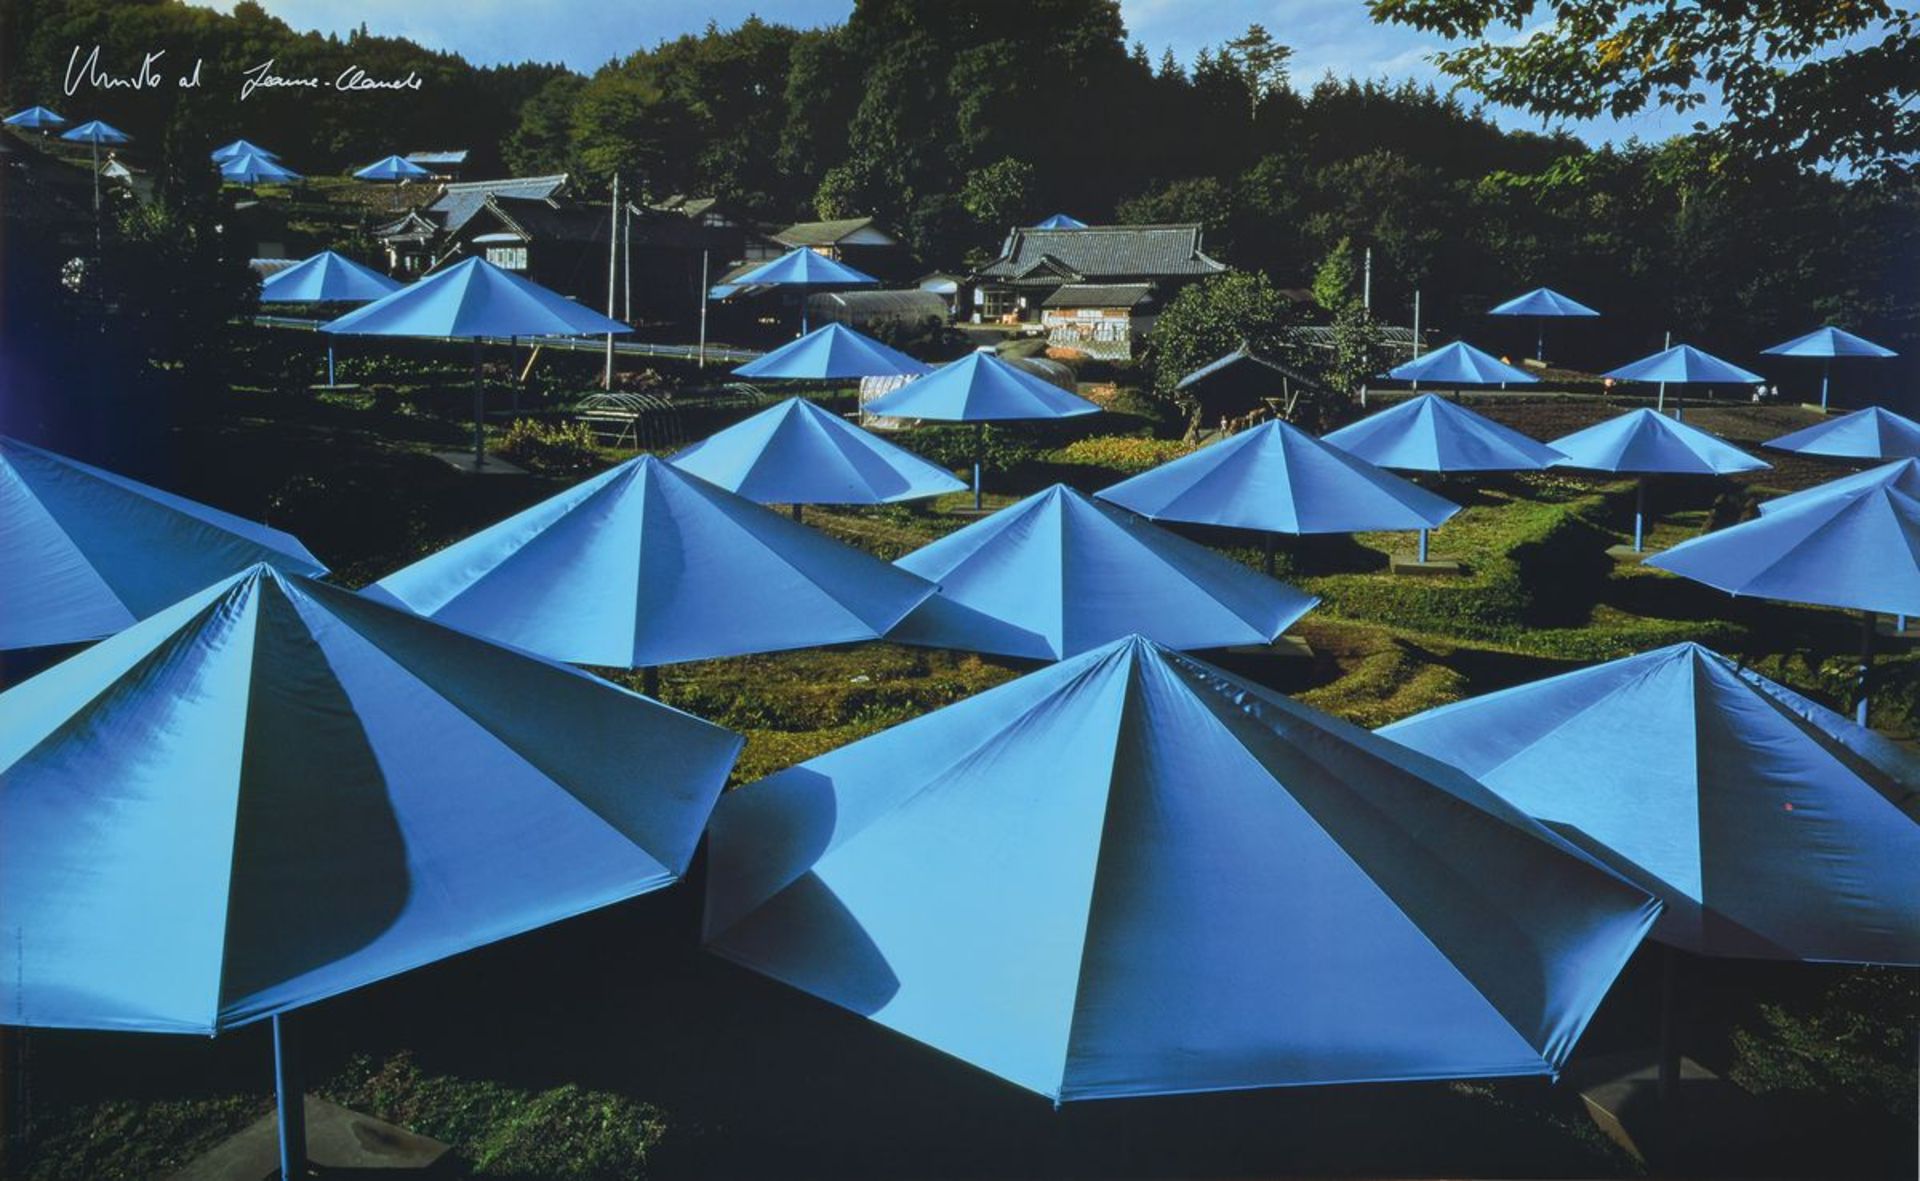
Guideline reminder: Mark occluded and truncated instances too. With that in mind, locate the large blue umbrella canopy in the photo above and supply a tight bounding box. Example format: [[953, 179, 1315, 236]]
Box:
[[1759, 458, 1920, 517], [1551, 410, 1767, 551], [727, 247, 878, 289], [1384, 341, 1538, 388], [1765, 407, 1920, 461], [670, 397, 963, 507], [732, 323, 930, 380], [1644, 471, 1920, 618], [1031, 213, 1088, 229], [1762, 326, 1897, 360], [219, 151, 302, 184], [4, 106, 65, 129], [211, 138, 279, 162], [885, 485, 1318, 660], [364, 455, 936, 668], [705, 635, 1659, 1100], [862, 350, 1100, 422], [60, 119, 129, 144], [1549, 409, 1768, 476], [260, 250, 403, 304], [1761, 329, 1900, 412], [323, 257, 631, 464], [323, 256, 628, 340], [0, 437, 326, 650], [1325, 394, 1563, 473], [1488, 288, 1598, 360], [1382, 643, 1920, 964], [1604, 344, 1764, 386], [863, 350, 1100, 508], [0, 562, 742, 1034], [354, 153, 433, 181], [1489, 287, 1600, 318], [1096, 420, 1460, 535]]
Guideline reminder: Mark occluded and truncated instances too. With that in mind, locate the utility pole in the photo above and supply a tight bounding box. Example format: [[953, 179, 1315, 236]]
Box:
[[698, 249, 710, 369], [605, 173, 619, 390], [623, 200, 632, 325], [1657, 329, 1671, 413], [1362, 246, 1372, 313], [1411, 289, 1422, 359]]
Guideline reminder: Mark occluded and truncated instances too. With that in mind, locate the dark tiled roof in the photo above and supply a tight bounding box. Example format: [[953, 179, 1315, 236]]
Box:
[[1176, 346, 1323, 393], [429, 174, 568, 234], [977, 224, 1227, 283], [406, 150, 469, 166], [480, 196, 609, 245], [774, 216, 896, 247], [373, 209, 442, 242], [1041, 283, 1154, 309]]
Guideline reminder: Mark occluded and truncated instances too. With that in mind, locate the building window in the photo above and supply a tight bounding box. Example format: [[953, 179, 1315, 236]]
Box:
[[485, 246, 528, 271], [981, 287, 1017, 319]]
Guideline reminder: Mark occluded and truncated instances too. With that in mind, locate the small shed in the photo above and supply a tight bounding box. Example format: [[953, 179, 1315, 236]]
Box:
[[1040, 283, 1155, 360], [1176, 345, 1331, 434]]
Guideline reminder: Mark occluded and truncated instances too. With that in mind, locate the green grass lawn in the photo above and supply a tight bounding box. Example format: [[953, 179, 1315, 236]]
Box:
[[13, 338, 1915, 1179]]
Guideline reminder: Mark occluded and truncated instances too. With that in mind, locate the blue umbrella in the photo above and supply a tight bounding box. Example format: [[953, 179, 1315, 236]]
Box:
[[732, 322, 931, 381], [0, 563, 742, 1177], [60, 119, 129, 144], [60, 120, 131, 227], [1765, 406, 1920, 461], [211, 138, 280, 162], [0, 436, 326, 650], [1488, 287, 1599, 361], [1384, 340, 1539, 389], [1096, 419, 1460, 572], [885, 485, 1318, 660], [1759, 458, 1920, 517], [864, 349, 1100, 508], [219, 150, 302, 184], [364, 455, 935, 670], [670, 397, 964, 515], [1549, 409, 1769, 552], [1605, 343, 1764, 417], [4, 105, 65, 129], [261, 251, 403, 385], [1031, 213, 1088, 229], [1761, 327, 1897, 412], [1646, 475, 1920, 724], [1382, 641, 1920, 965], [353, 153, 433, 182], [323, 257, 631, 466], [718, 248, 877, 332], [1325, 391, 1562, 561], [705, 635, 1659, 1101]]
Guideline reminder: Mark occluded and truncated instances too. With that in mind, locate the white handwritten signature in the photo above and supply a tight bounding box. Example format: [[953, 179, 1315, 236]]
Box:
[[61, 46, 422, 101]]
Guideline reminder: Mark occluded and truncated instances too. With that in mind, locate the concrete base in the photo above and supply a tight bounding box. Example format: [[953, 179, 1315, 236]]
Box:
[[1797, 403, 1834, 415], [1874, 617, 1919, 640], [169, 1095, 451, 1180], [1569, 1051, 1769, 1172], [1223, 635, 1315, 660], [1389, 554, 1463, 577], [946, 506, 998, 518], [309, 383, 363, 392], [1605, 544, 1649, 563], [431, 451, 525, 476]]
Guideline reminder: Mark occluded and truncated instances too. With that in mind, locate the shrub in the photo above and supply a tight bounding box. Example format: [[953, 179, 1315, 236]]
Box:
[[495, 419, 600, 474], [1730, 968, 1920, 1123], [1048, 436, 1194, 476]]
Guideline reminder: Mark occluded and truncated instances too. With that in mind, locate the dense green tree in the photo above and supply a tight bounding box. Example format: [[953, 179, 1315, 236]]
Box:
[[1369, 0, 1920, 176], [960, 158, 1038, 236], [1146, 272, 1305, 433]]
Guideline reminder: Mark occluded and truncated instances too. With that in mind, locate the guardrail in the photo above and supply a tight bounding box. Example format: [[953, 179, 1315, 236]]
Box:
[[247, 315, 764, 364]]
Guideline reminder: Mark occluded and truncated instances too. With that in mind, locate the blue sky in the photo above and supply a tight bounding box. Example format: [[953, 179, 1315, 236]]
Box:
[[199, 0, 1711, 147]]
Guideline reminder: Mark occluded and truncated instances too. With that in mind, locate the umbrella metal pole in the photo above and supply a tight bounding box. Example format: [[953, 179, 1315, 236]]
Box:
[[1536, 319, 1545, 362], [641, 666, 660, 699], [1418, 528, 1430, 563], [973, 423, 985, 511], [273, 1014, 307, 1180], [1820, 358, 1831, 413], [1857, 611, 1875, 727], [791, 504, 803, 523], [1656, 944, 1680, 1113], [326, 344, 335, 388], [1634, 480, 1647, 553], [471, 339, 486, 467]]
